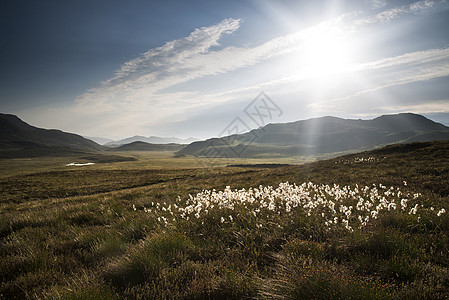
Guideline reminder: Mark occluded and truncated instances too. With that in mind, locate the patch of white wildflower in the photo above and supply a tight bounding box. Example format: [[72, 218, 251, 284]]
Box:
[[335, 156, 385, 165], [135, 182, 446, 232]]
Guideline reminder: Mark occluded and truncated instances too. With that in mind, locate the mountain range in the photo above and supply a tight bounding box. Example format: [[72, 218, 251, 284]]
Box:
[[2, 112, 449, 159], [177, 113, 449, 158]]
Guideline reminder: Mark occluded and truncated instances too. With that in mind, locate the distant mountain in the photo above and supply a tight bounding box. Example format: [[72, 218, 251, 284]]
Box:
[[177, 113, 449, 158], [85, 136, 114, 145], [0, 113, 104, 158], [106, 136, 147, 146], [106, 135, 198, 146], [108, 141, 185, 152]]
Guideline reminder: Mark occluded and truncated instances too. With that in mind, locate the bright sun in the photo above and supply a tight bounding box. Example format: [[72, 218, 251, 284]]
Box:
[[299, 26, 357, 79]]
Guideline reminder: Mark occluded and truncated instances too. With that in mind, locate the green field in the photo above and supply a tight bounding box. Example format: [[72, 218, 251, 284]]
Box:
[[1, 142, 449, 299]]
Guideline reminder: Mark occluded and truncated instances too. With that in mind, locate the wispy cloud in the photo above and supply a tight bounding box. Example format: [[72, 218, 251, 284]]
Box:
[[366, 0, 387, 10], [378, 100, 449, 114], [358, 47, 449, 70], [75, 18, 242, 111], [105, 18, 241, 87], [356, 0, 447, 25]]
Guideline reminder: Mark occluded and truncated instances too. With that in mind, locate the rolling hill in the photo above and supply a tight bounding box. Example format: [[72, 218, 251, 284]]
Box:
[[0, 113, 104, 158], [177, 113, 449, 158], [107, 141, 185, 152]]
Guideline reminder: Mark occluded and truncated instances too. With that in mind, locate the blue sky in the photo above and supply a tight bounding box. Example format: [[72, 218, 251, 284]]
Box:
[[1, 0, 449, 139]]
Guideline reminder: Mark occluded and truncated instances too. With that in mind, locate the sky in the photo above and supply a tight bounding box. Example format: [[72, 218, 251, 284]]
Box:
[[1, 0, 449, 140]]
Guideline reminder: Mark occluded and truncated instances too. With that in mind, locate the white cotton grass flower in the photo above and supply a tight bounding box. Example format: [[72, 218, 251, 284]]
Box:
[[133, 181, 445, 233], [409, 204, 418, 215], [401, 199, 408, 210]]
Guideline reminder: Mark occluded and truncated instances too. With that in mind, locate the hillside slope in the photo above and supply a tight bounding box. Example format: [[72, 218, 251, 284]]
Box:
[[0, 113, 104, 158], [178, 113, 449, 158]]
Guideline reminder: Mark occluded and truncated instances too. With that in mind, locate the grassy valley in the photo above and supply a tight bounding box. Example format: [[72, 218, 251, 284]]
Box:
[[1, 141, 449, 299]]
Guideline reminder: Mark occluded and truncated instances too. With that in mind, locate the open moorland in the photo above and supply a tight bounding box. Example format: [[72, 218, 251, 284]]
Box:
[[1, 141, 449, 299]]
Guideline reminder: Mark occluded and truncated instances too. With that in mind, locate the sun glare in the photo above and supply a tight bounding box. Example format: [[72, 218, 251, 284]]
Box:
[[299, 26, 358, 79]]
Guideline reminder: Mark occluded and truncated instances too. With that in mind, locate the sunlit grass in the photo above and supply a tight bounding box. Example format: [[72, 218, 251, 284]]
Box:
[[1, 141, 449, 298]]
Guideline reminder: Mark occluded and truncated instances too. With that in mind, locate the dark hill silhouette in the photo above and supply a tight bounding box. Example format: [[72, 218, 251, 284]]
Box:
[[370, 113, 448, 131], [0, 113, 104, 158]]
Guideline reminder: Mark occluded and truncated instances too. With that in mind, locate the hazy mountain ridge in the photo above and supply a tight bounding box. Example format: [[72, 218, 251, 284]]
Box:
[[107, 141, 185, 152], [106, 135, 198, 146], [85, 136, 114, 145], [177, 113, 449, 158]]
